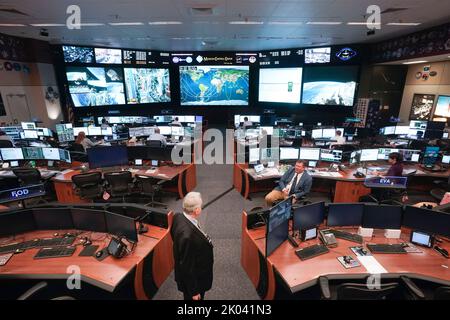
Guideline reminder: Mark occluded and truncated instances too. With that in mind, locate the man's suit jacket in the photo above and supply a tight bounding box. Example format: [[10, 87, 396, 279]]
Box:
[[171, 212, 214, 297], [275, 167, 313, 199]]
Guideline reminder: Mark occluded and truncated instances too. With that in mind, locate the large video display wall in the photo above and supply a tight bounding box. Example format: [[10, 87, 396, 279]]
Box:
[[61, 44, 362, 110]]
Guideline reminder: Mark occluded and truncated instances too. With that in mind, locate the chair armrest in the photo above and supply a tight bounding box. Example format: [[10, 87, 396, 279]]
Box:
[[318, 276, 331, 300], [157, 179, 166, 186], [51, 296, 76, 300], [400, 276, 425, 300], [17, 281, 48, 300]]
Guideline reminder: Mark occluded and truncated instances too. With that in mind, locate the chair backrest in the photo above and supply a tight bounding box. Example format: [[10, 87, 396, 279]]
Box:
[[13, 168, 42, 186], [104, 171, 133, 195], [70, 143, 85, 153], [336, 282, 399, 300], [146, 140, 163, 148], [434, 286, 450, 300], [71, 172, 103, 199], [135, 175, 160, 195], [0, 140, 14, 148]]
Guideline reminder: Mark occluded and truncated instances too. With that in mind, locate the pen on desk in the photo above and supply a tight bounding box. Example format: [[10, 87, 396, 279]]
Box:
[[442, 265, 448, 269]]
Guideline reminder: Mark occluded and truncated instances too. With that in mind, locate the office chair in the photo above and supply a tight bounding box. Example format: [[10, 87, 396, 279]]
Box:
[[13, 168, 42, 186], [434, 286, 450, 300], [69, 142, 85, 153], [430, 177, 450, 203], [104, 171, 134, 202], [72, 172, 104, 201], [17, 281, 75, 300], [69, 150, 88, 163], [0, 140, 14, 148], [135, 175, 167, 209], [146, 140, 163, 148]]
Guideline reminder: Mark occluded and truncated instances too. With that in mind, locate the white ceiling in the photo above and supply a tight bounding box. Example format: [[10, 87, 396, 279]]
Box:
[[0, 0, 449, 51]]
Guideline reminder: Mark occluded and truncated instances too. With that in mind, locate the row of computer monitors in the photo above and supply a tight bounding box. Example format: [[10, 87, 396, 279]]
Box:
[[239, 127, 347, 139], [98, 115, 202, 124], [266, 201, 450, 256], [0, 147, 71, 163], [380, 120, 448, 140], [246, 147, 449, 164], [1, 125, 53, 140], [0, 207, 138, 243]]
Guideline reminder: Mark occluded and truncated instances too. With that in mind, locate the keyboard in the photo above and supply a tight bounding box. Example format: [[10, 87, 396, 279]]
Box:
[[366, 244, 407, 254], [329, 229, 363, 244], [295, 244, 330, 261], [0, 237, 75, 254], [34, 246, 76, 259], [0, 243, 22, 254], [38, 237, 75, 247]]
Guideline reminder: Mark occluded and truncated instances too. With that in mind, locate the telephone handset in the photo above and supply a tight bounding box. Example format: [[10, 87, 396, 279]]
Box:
[[319, 229, 338, 247], [328, 164, 339, 172]]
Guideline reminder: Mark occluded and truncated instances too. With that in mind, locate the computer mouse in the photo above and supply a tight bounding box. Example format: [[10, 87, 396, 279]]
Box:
[[14, 249, 24, 254], [343, 256, 352, 264], [95, 250, 103, 258]]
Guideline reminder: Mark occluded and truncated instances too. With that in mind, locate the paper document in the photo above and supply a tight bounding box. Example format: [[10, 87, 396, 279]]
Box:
[[60, 169, 74, 175], [357, 256, 387, 274]]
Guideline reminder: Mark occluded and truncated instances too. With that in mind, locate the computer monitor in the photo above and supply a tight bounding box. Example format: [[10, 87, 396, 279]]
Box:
[[320, 149, 343, 162], [33, 208, 74, 230], [280, 148, 299, 161], [249, 147, 260, 163], [407, 128, 426, 139], [0, 209, 36, 237], [0, 148, 24, 161], [22, 147, 44, 160], [171, 126, 184, 136], [409, 120, 428, 130], [159, 126, 171, 135], [73, 127, 86, 136], [59, 149, 72, 163], [423, 146, 439, 166], [260, 126, 274, 135], [322, 128, 336, 139], [105, 211, 138, 243], [42, 148, 61, 161], [71, 208, 107, 232], [442, 154, 450, 165], [101, 127, 113, 136], [142, 127, 155, 136], [293, 201, 325, 231], [261, 148, 279, 162], [403, 206, 450, 238], [327, 203, 364, 227], [394, 126, 410, 135], [360, 149, 379, 162], [88, 126, 102, 136], [377, 148, 399, 160], [23, 130, 38, 139], [21, 122, 36, 130], [55, 123, 74, 142], [399, 149, 421, 163], [87, 146, 129, 169], [299, 148, 321, 161], [362, 204, 403, 229], [266, 197, 292, 257], [312, 129, 323, 139], [184, 116, 195, 123], [383, 126, 396, 135]]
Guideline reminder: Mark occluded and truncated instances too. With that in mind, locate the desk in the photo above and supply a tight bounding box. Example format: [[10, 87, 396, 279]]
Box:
[[52, 163, 197, 203], [0, 214, 174, 299], [233, 163, 450, 203], [241, 211, 450, 300]]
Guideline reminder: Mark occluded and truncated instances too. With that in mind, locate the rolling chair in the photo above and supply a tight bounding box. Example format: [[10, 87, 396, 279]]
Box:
[[430, 176, 450, 203], [146, 140, 164, 148], [104, 171, 134, 202], [17, 281, 75, 300], [434, 286, 450, 300], [135, 175, 167, 209], [0, 140, 14, 148], [13, 168, 42, 186], [72, 172, 104, 201], [319, 276, 423, 300]]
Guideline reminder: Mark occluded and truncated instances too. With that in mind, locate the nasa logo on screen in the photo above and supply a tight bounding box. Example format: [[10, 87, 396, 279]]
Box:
[[249, 56, 256, 64], [336, 48, 357, 61], [172, 57, 180, 63], [186, 56, 193, 64]]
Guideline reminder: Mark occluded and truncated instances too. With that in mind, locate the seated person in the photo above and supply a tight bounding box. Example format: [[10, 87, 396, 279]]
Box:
[[147, 127, 167, 147], [329, 130, 346, 148], [0, 130, 14, 146], [75, 131, 103, 151], [265, 160, 312, 207], [378, 152, 403, 176], [242, 117, 253, 128], [171, 117, 182, 127]]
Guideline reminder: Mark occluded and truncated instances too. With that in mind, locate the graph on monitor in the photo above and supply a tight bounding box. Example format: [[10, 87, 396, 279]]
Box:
[[258, 68, 302, 103]]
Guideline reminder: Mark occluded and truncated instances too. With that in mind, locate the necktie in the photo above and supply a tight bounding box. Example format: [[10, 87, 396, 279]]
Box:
[[198, 222, 213, 246], [289, 174, 298, 195]]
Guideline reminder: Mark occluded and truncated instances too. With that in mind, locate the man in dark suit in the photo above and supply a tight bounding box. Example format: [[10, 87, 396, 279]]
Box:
[[171, 192, 214, 300], [265, 160, 313, 207]]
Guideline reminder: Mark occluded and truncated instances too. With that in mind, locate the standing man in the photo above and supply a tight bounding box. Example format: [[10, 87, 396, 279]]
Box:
[[171, 192, 214, 300], [265, 160, 313, 207]]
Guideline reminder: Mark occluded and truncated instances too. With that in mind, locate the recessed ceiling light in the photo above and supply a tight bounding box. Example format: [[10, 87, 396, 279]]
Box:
[[347, 22, 381, 26], [307, 22, 342, 25], [268, 21, 302, 25], [0, 23, 26, 27], [149, 21, 183, 25], [109, 22, 144, 26], [30, 23, 65, 27], [402, 60, 428, 65], [228, 21, 264, 25], [386, 22, 421, 26]]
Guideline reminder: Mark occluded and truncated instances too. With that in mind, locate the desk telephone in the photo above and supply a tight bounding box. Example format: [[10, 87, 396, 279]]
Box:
[[319, 229, 338, 248], [354, 171, 366, 178]]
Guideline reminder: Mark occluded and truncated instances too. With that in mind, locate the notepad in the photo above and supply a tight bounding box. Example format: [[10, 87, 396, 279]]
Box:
[[357, 256, 387, 274]]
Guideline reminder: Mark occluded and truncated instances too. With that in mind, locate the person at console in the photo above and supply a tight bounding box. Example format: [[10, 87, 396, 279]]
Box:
[[242, 117, 253, 128], [148, 127, 167, 147], [76, 131, 103, 151], [378, 152, 404, 176], [265, 160, 312, 207], [0, 130, 14, 146], [171, 117, 182, 127], [330, 130, 345, 148]]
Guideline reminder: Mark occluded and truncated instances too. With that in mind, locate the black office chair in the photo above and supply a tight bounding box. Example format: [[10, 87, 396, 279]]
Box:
[[135, 175, 167, 209], [69, 142, 85, 153], [104, 171, 134, 202], [17, 281, 75, 300], [146, 140, 163, 148], [430, 177, 450, 203], [434, 286, 450, 300], [0, 140, 14, 148], [13, 168, 42, 186], [72, 172, 104, 201]]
